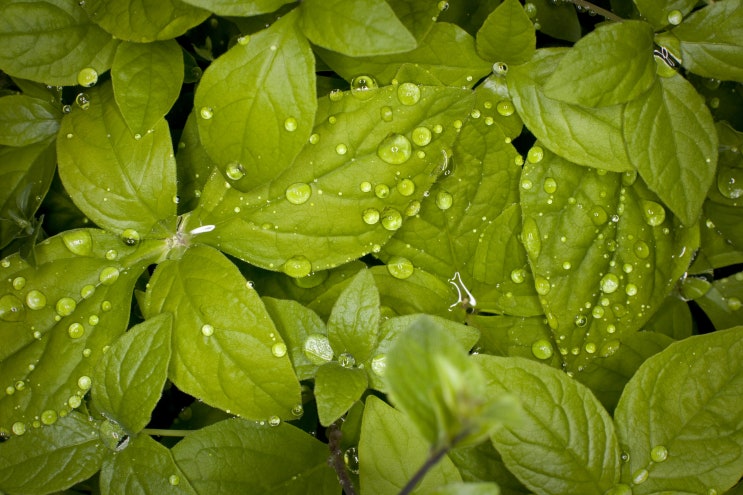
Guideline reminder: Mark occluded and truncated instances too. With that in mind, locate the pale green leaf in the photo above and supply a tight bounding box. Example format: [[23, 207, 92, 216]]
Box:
[[359, 396, 462, 495], [0, 229, 166, 435], [194, 10, 316, 191], [0, 412, 106, 495], [175, 111, 216, 214], [614, 326, 743, 494], [299, 0, 416, 57], [633, 0, 697, 29], [328, 268, 380, 363], [624, 75, 718, 226], [371, 265, 463, 319], [57, 82, 178, 236], [143, 245, 302, 420], [544, 20, 656, 107], [389, 0, 450, 40], [507, 48, 633, 172], [185, 84, 472, 273], [91, 313, 172, 434], [172, 419, 338, 494], [112, 40, 184, 135], [82, 0, 209, 42], [519, 146, 698, 374], [178, 0, 292, 16], [476, 0, 536, 65], [100, 435, 196, 495], [476, 354, 620, 495], [315, 362, 368, 426], [0, 0, 118, 86], [0, 95, 61, 146]]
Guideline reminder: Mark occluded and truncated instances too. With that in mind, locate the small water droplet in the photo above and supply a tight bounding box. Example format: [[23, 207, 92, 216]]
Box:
[[77, 67, 98, 87], [268, 415, 281, 426], [24, 289, 46, 311], [727, 297, 741, 311], [374, 183, 390, 199], [237, 34, 250, 45], [520, 178, 533, 190], [99, 418, 130, 451], [329, 89, 344, 102], [387, 256, 414, 279], [350, 75, 378, 99], [543, 177, 557, 194], [55, 297, 77, 317], [380, 105, 393, 122], [492, 62, 508, 75], [283, 255, 312, 278], [412, 126, 432, 147], [292, 404, 304, 417], [75, 92, 90, 110], [521, 217, 541, 257], [405, 200, 421, 216], [625, 283, 638, 296], [40, 409, 58, 425], [371, 354, 387, 375], [599, 339, 620, 357], [89, 315, 99, 326], [105, 249, 118, 260], [531, 339, 553, 360], [344, 446, 360, 474], [309, 133, 320, 144], [435, 191, 453, 210], [633, 240, 650, 259], [225, 162, 245, 181], [359, 181, 372, 193], [377, 133, 412, 164], [397, 82, 421, 105], [496, 100, 514, 116], [284, 117, 298, 132], [11, 422, 26, 436], [77, 375, 92, 390], [585, 342, 597, 354], [575, 314, 587, 327], [667, 9, 683, 25], [335, 143, 348, 155], [534, 276, 550, 295], [381, 208, 403, 231], [168, 474, 180, 486], [68, 322, 84, 339], [600, 273, 619, 293], [632, 468, 649, 484], [201, 324, 214, 337], [99, 267, 120, 286], [718, 166, 743, 199], [650, 444, 668, 462], [62, 230, 93, 256], [362, 208, 380, 225], [11, 276, 25, 291], [510, 268, 526, 284], [80, 284, 95, 299], [271, 342, 287, 357], [589, 205, 608, 225], [121, 229, 140, 246], [285, 183, 312, 205], [200, 107, 213, 119], [396, 178, 416, 197], [641, 200, 666, 226], [338, 352, 356, 368], [527, 146, 544, 163], [303, 333, 333, 364]]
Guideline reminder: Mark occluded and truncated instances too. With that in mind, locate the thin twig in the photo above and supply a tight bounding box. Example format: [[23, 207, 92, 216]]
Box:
[[398, 430, 470, 495], [561, 0, 625, 22], [327, 421, 357, 495]]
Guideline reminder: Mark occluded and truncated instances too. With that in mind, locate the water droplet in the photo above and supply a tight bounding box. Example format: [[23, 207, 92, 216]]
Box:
[[201, 324, 214, 336], [650, 444, 668, 462], [592, 306, 605, 318], [68, 322, 84, 339], [309, 133, 320, 144], [718, 166, 743, 199], [12, 276, 26, 291], [22, 289, 46, 311], [89, 315, 99, 325], [412, 127, 433, 147], [534, 276, 551, 295], [237, 34, 250, 45], [438, 1, 449, 12], [99, 418, 130, 452], [121, 229, 140, 246], [374, 184, 390, 199], [0, 294, 25, 321], [405, 200, 421, 217], [435, 191, 453, 210], [633, 240, 650, 259], [531, 339, 553, 359], [168, 474, 180, 486], [585, 342, 597, 354], [362, 208, 380, 225], [292, 404, 304, 417], [727, 297, 741, 311], [632, 468, 649, 484], [397, 82, 421, 105], [510, 268, 526, 284], [575, 314, 587, 327], [350, 75, 378, 99], [605, 484, 632, 495], [338, 352, 356, 368], [625, 283, 638, 296], [600, 273, 619, 293], [521, 217, 541, 257], [641, 200, 666, 226], [303, 333, 333, 364], [40, 409, 58, 425], [225, 162, 245, 181], [200, 107, 213, 119], [377, 133, 412, 165], [62, 230, 93, 256], [542, 177, 558, 194], [283, 255, 312, 278], [589, 205, 608, 225], [344, 446, 360, 474], [80, 284, 95, 299], [271, 342, 287, 357], [562, 261, 572, 270], [77, 67, 98, 87], [78, 375, 92, 390], [667, 9, 683, 25], [380, 105, 393, 122], [496, 100, 514, 116], [371, 354, 387, 375], [387, 256, 414, 279], [75, 92, 90, 110], [520, 178, 533, 191], [268, 415, 281, 426], [359, 181, 372, 193], [381, 208, 403, 231], [395, 178, 416, 197], [285, 183, 312, 205], [527, 146, 544, 163], [99, 267, 120, 286], [599, 340, 620, 357], [11, 422, 26, 436], [105, 249, 118, 260], [284, 117, 298, 132], [335, 143, 348, 155], [492, 62, 508, 75]]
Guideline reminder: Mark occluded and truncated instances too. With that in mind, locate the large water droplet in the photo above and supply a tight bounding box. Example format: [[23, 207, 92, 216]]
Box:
[[303, 333, 333, 364], [718, 166, 743, 199], [397, 82, 421, 105], [201, 324, 214, 336], [99, 267, 120, 286], [510, 268, 526, 284], [68, 322, 84, 339], [650, 445, 668, 462], [335, 143, 348, 155], [40, 409, 58, 425], [387, 256, 414, 279], [396, 178, 416, 197], [268, 415, 281, 427], [527, 146, 544, 163], [62, 230, 93, 256], [283, 256, 312, 278], [374, 184, 390, 199], [362, 208, 380, 225], [600, 273, 620, 293], [350, 75, 378, 100], [534, 276, 551, 295], [0, 294, 25, 321], [435, 191, 453, 210], [377, 134, 412, 165], [381, 208, 403, 231], [633, 240, 650, 259], [11, 422, 26, 436], [25, 290, 46, 310], [283, 117, 297, 132], [641, 200, 666, 226], [497, 100, 514, 116], [75, 92, 90, 110], [271, 342, 287, 357], [225, 162, 245, 181], [667, 9, 683, 25], [589, 205, 608, 225], [531, 339, 553, 359], [285, 183, 312, 205], [412, 127, 432, 146], [632, 468, 649, 484], [543, 177, 557, 194], [77, 67, 98, 87], [521, 218, 541, 257], [12, 277, 26, 290], [55, 297, 77, 316], [78, 375, 92, 390], [121, 229, 140, 246], [200, 107, 213, 119]]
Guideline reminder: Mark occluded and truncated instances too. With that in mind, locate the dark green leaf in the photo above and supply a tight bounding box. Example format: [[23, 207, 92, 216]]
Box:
[[57, 82, 178, 236], [450, 441, 530, 495], [82, 0, 209, 42], [543, 20, 656, 107], [614, 326, 743, 494], [112, 40, 184, 135], [642, 295, 692, 340], [0, 229, 166, 436], [328, 268, 380, 363], [315, 361, 368, 426], [0, 412, 106, 495], [0, 95, 61, 146], [178, 0, 292, 16], [175, 111, 216, 214], [623, 75, 718, 226], [519, 146, 698, 374], [143, 245, 302, 420], [0, 0, 118, 86], [172, 418, 338, 494], [371, 265, 463, 320], [91, 313, 172, 434], [359, 396, 462, 494], [476, 354, 620, 495], [633, 0, 696, 29], [695, 271, 743, 330], [299, 0, 416, 57], [508, 48, 633, 172], [100, 434, 196, 495], [476, 0, 536, 65], [194, 10, 316, 191], [528, 0, 580, 42]]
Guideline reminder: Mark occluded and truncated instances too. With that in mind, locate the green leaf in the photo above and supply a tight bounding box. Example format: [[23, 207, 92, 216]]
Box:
[[519, 146, 698, 374], [0, 229, 166, 436], [667, 0, 743, 83], [91, 313, 172, 434], [0, 95, 61, 146], [315, 361, 368, 426], [623, 75, 718, 226], [143, 245, 302, 420], [695, 271, 743, 330], [0, 0, 118, 86], [328, 268, 380, 363], [100, 434, 196, 495], [299, 0, 416, 57], [178, 0, 292, 16], [194, 10, 316, 191], [614, 326, 743, 494], [359, 396, 462, 495], [371, 265, 462, 319], [111, 40, 184, 136], [81, 0, 209, 42], [476, 0, 536, 65], [528, 0, 580, 42], [0, 140, 56, 249], [469, 315, 562, 369], [507, 48, 633, 172], [633, 0, 696, 29], [388, 0, 450, 40], [429, 482, 502, 495], [316, 22, 491, 88], [175, 111, 216, 214], [450, 441, 530, 494], [172, 418, 338, 494], [643, 295, 693, 340], [185, 84, 472, 273], [57, 82, 178, 236], [543, 20, 656, 107], [475, 354, 620, 495], [0, 412, 106, 495]]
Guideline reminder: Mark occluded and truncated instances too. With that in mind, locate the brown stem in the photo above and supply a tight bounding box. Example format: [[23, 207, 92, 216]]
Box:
[[561, 0, 625, 22], [328, 421, 357, 495]]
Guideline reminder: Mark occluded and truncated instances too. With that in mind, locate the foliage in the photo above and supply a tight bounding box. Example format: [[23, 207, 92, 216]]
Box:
[[0, 0, 742, 494]]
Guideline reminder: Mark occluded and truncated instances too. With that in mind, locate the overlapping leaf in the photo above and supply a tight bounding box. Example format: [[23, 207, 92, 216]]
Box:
[[476, 0, 536, 65], [633, 0, 696, 29], [178, 0, 292, 16], [0, 95, 61, 147]]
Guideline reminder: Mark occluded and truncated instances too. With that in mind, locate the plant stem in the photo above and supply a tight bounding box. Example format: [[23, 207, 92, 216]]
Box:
[[561, 0, 624, 22], [327, 421, 357, 495], [141, 428, 194, 437], [398, 444, 452, 495]]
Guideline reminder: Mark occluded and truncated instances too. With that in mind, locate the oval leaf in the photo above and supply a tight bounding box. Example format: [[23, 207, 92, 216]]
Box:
[[0, 95, 61, 147], [476, 0, 536, 65]]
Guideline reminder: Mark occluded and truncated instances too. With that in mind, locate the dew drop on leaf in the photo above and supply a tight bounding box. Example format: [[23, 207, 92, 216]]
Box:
[[11, 277, 25, 291], [284, 117, 298, 132], [225, 162, 245, 181], [435, 191, 453, 210], [201, 324, 214, 336], [303, 333, 333, 364], [271, 342, 287, 358], [632, 468, 649, 484], [121, 229, 140, 246], [531, 339, 553, 359], [377, 133, 412, 165], [641, 200, 666, 226], [11, 422, 26, 436], [527, 146, 544, 163], [599, 339, 620, 357], [605, 484, 632, 495], [496, 100, 514, 116], [362, 208, 380, 225], [75, 92, 90, 110], [371, 354, 387, 375], [574, 314, 587, 327], [492, 62, 508, 76], [412, 126, 432, 146], [717, 167, 743, 199], [386, 256, 414, 279], [77, 375, 92, 390], [350, 75, 378, 100], [510, 268, 526, 284], [99, 418, 130, 452], [667, 9, 683, 25], [396, 178, 416, 196], [520, 178, 533, 191], [534, 276, 551, 295], [380, 105, 393, 122], [200, 107, 213, 119], [285, 183, 312, 205], [62, 230, 93, 256], [521, 217, 541, 257], [40, 409, 58, 425], [168, 475, 180, 486], [374, 184, 390, 198], [589, 205, 608, 225], [283, 255, 312, 278], [338, 352, 356, 368], [344, 446, 361, 474], [77, 67, 98, 87], [99, 267, 120, 286], [25, 289, 46, 310], [291, 404, 304, 417], [268, 415, 281, 427], [650, 445, 668, 462], [625, 283, 638, 296], [237, 35, 250, 45], [397, 82, 421, 105], [543, 177, 558, 194], [359, 181, 372, 193], [600, 273, 620, 293], [67, 323, 84, 339], [727, 297, 741, 311], [55, 297, 77, 317], [335, 143, 348, 155], [381, 208, 403, 231], [633, 240, 650, 259], [0, 293, 25, 322]]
